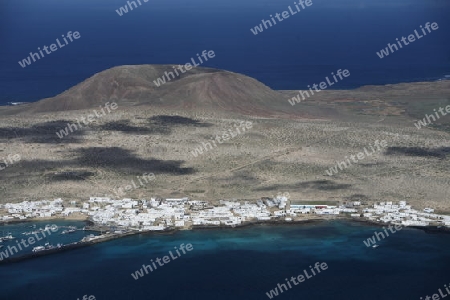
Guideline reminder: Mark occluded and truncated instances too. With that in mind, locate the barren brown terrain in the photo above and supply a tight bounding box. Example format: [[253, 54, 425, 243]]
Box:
[[1, 65, 449, 212]]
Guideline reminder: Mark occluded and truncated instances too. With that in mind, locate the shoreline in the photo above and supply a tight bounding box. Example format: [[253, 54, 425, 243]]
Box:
[[1, 215, 449, 265], [2, 77, 450, 108], [0, 215, 91, 227]]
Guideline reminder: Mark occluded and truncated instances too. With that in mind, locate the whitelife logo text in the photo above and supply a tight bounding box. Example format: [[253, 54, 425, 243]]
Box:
[[18, 31, 81, 68]]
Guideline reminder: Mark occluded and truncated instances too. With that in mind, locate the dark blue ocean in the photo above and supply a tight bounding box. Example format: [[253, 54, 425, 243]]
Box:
[[0, 220, 449, 300], [1, 0, 450, 105]]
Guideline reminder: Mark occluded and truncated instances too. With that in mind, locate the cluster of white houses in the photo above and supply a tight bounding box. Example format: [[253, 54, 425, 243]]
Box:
[[1, 196, 449, 230], [1, 199, 64, 221], [361, 201, 450, 227]]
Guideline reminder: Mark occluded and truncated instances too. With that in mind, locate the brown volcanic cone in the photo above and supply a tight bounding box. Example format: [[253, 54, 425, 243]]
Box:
[[19, 65, 289, 116]]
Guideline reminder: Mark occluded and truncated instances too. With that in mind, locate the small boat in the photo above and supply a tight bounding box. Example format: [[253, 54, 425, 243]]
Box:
[[22, 230, 41, 236], [32, 242, 62, 253], [44, 242, 54, 250], [42, 225, 56, 231], [61, 227, 77, 235], [0, 245, 3, 249], [37, 227, 52, 232], [2, 234, 16, 240], [32, 246, 46, 252], [81, 234, 96, 242], [372, 244, 379, 248]]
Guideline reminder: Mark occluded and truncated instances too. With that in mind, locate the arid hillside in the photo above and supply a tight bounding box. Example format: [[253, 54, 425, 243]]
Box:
[[0, 66, 449, 212], [5, 65, 290, 117]]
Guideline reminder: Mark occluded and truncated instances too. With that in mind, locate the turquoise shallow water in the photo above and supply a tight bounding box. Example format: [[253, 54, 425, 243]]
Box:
[[0, 220, 449, 300]]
